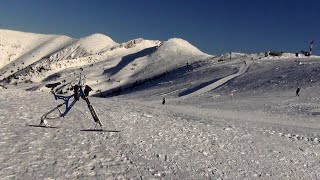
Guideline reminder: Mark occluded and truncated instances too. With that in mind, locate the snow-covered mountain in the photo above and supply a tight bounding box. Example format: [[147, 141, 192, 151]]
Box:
[[46, 33, 119, 61], [0, 29, 319, 99], [0, 30, 74, 82], [0, 29, 212, 96], [2, 29, 320, 179]]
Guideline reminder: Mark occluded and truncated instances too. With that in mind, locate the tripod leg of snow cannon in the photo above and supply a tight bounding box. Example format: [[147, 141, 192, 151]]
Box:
[[40, 103, 64, 126], [83, 97, 102, 129]]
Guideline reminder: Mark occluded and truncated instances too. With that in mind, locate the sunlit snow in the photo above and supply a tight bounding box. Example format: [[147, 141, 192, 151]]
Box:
[[1, 29, 320, 179]]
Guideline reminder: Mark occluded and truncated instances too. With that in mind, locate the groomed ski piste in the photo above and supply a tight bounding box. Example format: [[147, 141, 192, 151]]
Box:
[[1, 29, 320, 179]]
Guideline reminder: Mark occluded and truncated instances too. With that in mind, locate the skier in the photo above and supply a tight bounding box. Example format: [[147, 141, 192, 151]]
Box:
[[296, 87, 300, 96], [162, 98, 165, 105]]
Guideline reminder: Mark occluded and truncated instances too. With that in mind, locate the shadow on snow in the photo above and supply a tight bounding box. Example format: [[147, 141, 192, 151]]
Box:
[[103, 46, 158, 76]]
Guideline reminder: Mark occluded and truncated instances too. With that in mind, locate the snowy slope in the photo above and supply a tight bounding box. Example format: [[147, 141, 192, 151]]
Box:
[[140, 38, 211, 76], [181, 60, 252, 98], [1, 30, 213, 98], [1, 87, 320, 179], [2, 29, 320, 179], [0, 29, 73, 68], [0, 30, 161, 93], [1, 29, 319, 102], [76, 33, 118, 53], [95, 38, 212, 97], [46, 33, 119, 61], [0, 29, 74, 82]]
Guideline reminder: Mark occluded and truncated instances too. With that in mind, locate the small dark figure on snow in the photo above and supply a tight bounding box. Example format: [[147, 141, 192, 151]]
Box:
[[162, 98, 165, 105], [296, 87, 300, 96]]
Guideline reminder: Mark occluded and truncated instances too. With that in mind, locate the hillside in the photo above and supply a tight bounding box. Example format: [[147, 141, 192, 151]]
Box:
[[1, 29, 320, 179], [1, 30, 320, 102], [0, 30, 212, 97], [0, 29, 74, 82]]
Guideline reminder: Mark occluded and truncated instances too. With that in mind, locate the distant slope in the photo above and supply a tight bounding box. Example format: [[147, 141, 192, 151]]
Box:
[[46, 33, 119, 61], [8, 29, 314, 100], [94, 38, 212, 97], [180, 60, 252, 98], [214, 58, 320, 95], [0, 30, 174, 95], [0, 29, 73, 67], [135, 38, 211, 78], [0, 29, 75, 82], [0, 29, 214, 98]]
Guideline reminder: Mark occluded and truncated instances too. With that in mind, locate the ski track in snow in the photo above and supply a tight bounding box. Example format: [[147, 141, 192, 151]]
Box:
[[181, 59, 252, 98], [1, 90, 320, 179]]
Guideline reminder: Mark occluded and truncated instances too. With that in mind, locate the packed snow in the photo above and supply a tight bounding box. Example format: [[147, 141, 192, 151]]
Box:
[[1, 29, 320, 179]]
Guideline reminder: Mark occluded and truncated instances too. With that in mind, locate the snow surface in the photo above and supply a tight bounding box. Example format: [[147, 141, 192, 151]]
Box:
[[1, 29, 320, 179], [76, 33, 118, 53]]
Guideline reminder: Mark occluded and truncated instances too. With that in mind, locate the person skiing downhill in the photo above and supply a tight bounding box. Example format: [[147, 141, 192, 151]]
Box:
[[296, 87, 300, 96], [162, 98, 165, 105]]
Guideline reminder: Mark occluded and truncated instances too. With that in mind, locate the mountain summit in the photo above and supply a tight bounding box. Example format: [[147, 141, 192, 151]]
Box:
[[0, 29, 212, 96]]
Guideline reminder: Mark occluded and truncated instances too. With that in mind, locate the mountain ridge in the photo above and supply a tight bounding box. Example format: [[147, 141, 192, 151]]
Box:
[[0, 29, 212, 96]]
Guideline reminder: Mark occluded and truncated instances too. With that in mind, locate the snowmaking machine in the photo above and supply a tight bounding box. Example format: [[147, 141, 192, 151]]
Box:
[[39, 75, 103, 129]]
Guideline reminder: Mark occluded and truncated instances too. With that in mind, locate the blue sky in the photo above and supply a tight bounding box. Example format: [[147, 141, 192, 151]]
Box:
[[0, 0, 319, 55]]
